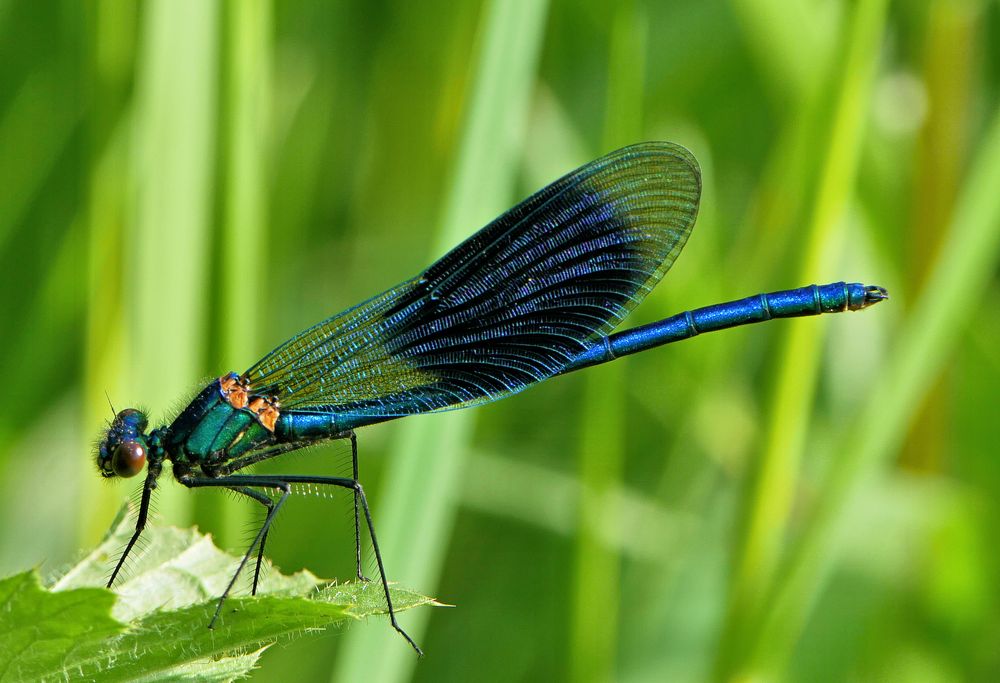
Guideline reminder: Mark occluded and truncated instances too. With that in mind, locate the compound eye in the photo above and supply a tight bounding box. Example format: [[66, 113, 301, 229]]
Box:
[[112, 441, 146, 478]]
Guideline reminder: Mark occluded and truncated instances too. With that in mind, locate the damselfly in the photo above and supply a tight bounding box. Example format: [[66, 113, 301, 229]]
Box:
[[96, 142, 886, 655]]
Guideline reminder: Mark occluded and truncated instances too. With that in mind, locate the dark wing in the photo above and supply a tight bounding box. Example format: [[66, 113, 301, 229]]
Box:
[[245, 142, 701, 419]]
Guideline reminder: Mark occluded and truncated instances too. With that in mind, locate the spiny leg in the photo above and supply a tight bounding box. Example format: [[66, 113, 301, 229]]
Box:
[[223, 433, 364, 580], [178, 472, 422, 655], [108, 472, 156, 587], [285, 473, 419, 655], [213, 485, 288, 627], [348, 431, 370, 582], [181, 475, 291, 628], [215, 483, 288, 628], [228, 486, 275, 595], [221, 441, 306, 473], [352, 477, 422, 656]]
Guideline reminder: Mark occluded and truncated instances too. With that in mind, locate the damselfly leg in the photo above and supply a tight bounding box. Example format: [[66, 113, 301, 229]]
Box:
[[178, 472, 422, 656]]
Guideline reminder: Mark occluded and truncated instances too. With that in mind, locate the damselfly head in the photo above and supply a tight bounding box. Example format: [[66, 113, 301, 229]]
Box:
[[96, 408, 150, 479]]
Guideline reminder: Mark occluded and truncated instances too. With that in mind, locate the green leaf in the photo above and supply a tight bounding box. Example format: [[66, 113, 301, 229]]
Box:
[[0, 509, 435, 682]]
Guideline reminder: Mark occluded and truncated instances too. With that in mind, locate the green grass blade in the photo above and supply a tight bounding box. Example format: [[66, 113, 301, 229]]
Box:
[[218, 0, 271, 369], [195, 0, 273, 552], [331, 0, 549, 679], [717, 0, 889, 678], [570, 4, 647, 680], [82, 1, 139, 543], [0, 73, 79, 254], [729, 0, 834, 102], [754, 100, 1000, 679], [128, 0, 220, 526]]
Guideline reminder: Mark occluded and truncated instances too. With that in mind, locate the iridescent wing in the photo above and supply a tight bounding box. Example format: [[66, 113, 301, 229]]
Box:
[[245, 142, 701, 419]]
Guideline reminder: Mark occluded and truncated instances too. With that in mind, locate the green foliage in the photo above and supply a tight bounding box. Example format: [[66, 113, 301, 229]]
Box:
[[0, 511, 433, 682], [331, 2, 550, 681], [2, 0, 999, 681]]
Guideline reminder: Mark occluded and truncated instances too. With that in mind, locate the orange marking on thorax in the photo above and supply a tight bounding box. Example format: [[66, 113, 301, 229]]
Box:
[[219, 373, 249, 409], [247, 396, 280, 432], [256, 401, 280, 432], [219, 373, 280, 432]]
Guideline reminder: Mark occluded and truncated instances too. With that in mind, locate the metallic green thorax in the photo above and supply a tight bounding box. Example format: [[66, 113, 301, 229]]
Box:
[[164, 375, 276, 467]]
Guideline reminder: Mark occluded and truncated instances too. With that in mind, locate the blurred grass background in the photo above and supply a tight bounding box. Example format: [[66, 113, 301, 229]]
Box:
[[1, 0, 999, 681]]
